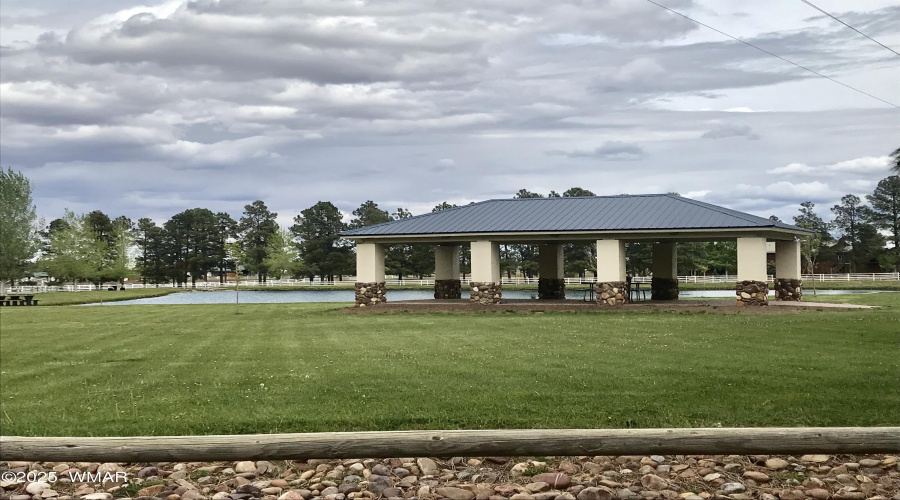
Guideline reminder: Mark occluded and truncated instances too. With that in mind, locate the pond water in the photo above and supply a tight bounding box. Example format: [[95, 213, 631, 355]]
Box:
[[85, 288, 893, 305]]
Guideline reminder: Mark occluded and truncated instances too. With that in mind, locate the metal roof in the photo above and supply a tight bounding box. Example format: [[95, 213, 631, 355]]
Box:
[[341, 194, 810, 237]]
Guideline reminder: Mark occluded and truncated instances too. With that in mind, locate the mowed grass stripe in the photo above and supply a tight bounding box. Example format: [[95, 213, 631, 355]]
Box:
[[0, 295, 898, 436]]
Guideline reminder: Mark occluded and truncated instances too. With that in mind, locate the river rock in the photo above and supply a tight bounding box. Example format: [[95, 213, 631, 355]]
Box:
[[720, 483, 745, 495], [765, 458, 789, 470], [435, 487, 476, 500], [26, 482, 51, 495], [417, 458, 440, 476], [577, 487, 614, 500], [531, 473, 571, 489], [236, 462, 257, 474], [743, 471, 770, 483], [640, 475, 667, 491], [139, 485, 167, 497]]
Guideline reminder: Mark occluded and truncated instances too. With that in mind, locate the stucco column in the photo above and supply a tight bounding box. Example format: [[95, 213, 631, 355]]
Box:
[[736, 237, 769, 306], [774, 240, 802, 301], [651, 242, 679, 300], [434, 245, 461, 299], [538, 243, 565, 300], [355, 242, 386, 307], [595, 239, 626, 306], [470, 240, 501, 304]]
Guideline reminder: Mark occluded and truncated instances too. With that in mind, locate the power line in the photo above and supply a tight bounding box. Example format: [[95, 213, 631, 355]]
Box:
[[799, 0, 900, 58], [642, 0, 900, 109]]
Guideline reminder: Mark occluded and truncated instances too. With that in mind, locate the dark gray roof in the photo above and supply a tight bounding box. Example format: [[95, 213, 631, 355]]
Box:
[[341, 194, 810, 237]]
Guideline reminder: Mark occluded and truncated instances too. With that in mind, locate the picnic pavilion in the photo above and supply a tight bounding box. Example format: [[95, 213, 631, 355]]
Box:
[[340, 194, 811, 307]]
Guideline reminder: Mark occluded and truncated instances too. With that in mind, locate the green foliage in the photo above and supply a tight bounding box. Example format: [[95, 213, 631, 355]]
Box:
[[292, 201, 352, 281], [135, 218, 169, 284], [562, 187, 595, 197], [432, 202, 457, 212], [514, 189, 544, 199], [349, 200, 392, 229], [832, 195, 879, 272], [0, 168, 38, 289], [239, 201, 278, 282], [625, 243, 652, 276], [165, 208, 224, 286], [39, 210, 106, 284], [115, 479, 164, 498], [522, 466, 549, 476], [215, 212, 238, 282], [793, 202, 831, 274], [263, 226, 301, 279], [103, 218, 134, 284], [866, 176, 900, 270]]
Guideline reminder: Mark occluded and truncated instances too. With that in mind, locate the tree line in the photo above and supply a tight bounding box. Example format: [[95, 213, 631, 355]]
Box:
[[1, 156, 898, 290]]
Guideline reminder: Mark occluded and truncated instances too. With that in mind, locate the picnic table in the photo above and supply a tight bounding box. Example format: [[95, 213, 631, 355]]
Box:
[[629, 282, 648, 302], [0, 294, 39, 306]]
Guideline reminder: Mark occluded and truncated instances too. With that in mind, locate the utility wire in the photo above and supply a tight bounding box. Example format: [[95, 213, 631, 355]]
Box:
[[642, 0, 900, 109], [799, 0, 900, 58]]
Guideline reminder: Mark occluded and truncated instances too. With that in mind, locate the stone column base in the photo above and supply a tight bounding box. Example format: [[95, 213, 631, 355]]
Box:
[[736, 280, 769, 306], [538, 278, 566, 300], [651, 277, 679, 300], [434, 279, 462, 299], [470, 282, 502, 304], [774, 278, 802, 301], [355, 282, 386, 307], [595, 281, 626, 306]]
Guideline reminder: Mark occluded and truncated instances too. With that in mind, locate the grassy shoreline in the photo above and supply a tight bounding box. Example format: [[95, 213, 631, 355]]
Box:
[[27, 288, 179, 306]]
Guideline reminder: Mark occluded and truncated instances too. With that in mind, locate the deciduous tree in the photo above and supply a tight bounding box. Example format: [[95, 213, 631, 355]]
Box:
[[0, 168, 38, 292], [39, 211, 105, 287], [263, 226, 301, 279], [793, 201, 832, 274]]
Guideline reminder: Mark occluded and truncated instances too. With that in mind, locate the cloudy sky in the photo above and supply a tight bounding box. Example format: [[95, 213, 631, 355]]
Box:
[[2, 0, 898, 228]]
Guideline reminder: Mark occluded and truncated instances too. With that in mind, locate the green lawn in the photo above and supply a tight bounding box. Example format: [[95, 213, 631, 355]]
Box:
[[22, 288, 179, 306], [1, 293, 898, 436]]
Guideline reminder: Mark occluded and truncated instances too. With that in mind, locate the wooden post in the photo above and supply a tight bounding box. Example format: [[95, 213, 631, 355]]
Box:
[[1, 428, 897, 462]]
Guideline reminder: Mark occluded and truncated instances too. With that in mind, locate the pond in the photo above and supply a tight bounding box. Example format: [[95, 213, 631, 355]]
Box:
[[85, 289, 894, 305]]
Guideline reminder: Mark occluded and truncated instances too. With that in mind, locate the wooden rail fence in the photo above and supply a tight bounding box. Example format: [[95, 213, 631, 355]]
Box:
[[2, 428, 898, 462]]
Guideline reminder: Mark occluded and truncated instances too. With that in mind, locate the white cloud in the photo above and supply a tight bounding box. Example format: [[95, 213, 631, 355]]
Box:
[[767, 163, 816, 174], [684, 190, 710, 199], [767, 156, 890, 175], [824, 156, 890, 174]]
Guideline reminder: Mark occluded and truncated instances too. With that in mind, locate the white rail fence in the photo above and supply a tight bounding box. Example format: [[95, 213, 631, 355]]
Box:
[[7, 272, 899, 293]]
